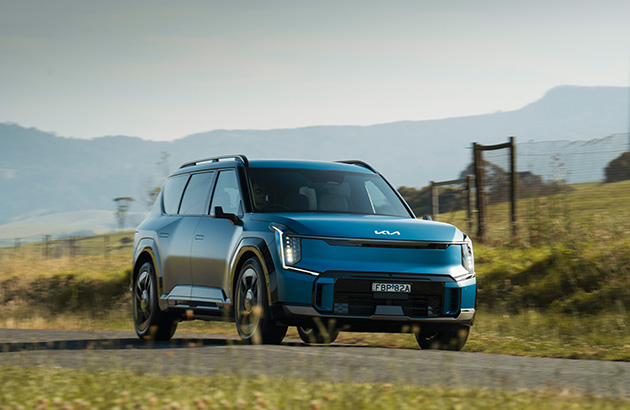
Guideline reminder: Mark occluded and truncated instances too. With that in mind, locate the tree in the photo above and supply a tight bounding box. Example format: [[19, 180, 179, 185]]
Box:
[[398, 185, 466, 217], [458, 161, 570, 201], [459, 160, 510, 204], [605, 152, 630, 183], [141, 151, 170, 209]]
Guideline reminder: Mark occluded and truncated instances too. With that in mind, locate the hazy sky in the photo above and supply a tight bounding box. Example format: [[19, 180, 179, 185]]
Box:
[[1, 0, 629, 141]]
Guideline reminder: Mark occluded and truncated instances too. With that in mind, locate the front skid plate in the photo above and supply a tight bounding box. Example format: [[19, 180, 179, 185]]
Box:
[[282, 305, 475, 323]]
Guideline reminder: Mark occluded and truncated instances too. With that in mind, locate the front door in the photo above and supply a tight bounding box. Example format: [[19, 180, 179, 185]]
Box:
[[190, 169, 244, 303]]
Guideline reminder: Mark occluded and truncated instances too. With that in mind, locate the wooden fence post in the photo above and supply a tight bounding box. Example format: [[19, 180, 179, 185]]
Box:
[[14, 238, 21, 259], [474, 143, 487, 243], [43, 235, 51, 259], [104, 235, 110, 258], [467, 174, 474, 235], [431, 181, 439, 220], [510, 136, 518, 240]]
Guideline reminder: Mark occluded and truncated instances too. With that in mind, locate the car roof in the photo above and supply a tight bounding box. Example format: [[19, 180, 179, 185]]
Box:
[[170, 157, 377, 176], [249, 159, 374, 173]]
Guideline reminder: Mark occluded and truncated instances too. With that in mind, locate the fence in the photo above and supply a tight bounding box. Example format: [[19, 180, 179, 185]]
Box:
[[430, 176, 474, 234], [519, 133, 630, 184], [447, 133, 630, 244], [473, 137, 517, 243], [0, 232, 134, 260]]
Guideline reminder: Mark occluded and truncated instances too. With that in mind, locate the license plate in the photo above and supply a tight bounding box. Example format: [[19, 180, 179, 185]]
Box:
[[372, 282, 411, 293]]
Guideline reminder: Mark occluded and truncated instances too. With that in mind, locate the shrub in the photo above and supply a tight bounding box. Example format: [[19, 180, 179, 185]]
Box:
[[605, 151, 630, 183]]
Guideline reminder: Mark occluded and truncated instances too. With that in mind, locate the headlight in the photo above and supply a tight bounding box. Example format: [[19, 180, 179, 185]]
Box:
[[270, 223, 302, 266], [282, 234, 301, 265], [461, 236, 474, 273]]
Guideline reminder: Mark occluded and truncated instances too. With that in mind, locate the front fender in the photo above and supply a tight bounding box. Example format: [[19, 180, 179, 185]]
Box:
[[229, 237, 278, 305]]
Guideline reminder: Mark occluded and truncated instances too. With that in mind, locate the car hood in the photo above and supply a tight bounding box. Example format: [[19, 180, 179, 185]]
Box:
[[252, 213, 464, 242]]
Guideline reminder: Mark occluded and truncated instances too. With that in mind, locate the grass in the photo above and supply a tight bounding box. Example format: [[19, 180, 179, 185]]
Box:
[[0, 231, 134, 263], [433, 180, 630, 244], [0, 232, 133, 317], [1, 366, 629, 409], [466, 310, 630, 361]]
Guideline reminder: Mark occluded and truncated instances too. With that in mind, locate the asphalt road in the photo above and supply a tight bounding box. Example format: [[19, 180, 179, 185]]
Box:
[[1, 328, 629, 397]]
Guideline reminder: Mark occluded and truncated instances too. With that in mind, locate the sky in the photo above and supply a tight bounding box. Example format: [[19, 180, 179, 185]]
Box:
[[1, 0, 629, 141]]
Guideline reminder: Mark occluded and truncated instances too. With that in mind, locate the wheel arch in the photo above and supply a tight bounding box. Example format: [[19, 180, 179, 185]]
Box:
[[229, 237, 278, 306], [132, 238, 166, 310]]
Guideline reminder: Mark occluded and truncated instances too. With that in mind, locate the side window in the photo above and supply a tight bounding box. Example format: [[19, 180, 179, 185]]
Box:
[[210, 169, 242, 215], [179, 172, 215, 215], [162, 174, 189, 215]]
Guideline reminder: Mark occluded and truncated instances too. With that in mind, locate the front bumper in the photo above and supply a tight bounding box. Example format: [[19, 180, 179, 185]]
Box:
[[276, 270, 476, 329]]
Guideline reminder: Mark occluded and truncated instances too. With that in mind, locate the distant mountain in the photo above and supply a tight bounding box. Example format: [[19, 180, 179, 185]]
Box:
[[0, 85, 628, 235]]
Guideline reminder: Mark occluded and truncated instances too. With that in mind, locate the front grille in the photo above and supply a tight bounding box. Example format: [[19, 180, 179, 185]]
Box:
[[329, 277, 445, 318]]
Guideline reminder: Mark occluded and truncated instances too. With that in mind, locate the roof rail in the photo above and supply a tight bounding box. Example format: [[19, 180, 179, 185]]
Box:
[[180, 154, 249, 169], [336, 160, 378, 173]]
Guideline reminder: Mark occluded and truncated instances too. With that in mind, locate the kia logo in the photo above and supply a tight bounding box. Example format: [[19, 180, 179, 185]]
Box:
[[374, 230, 400, 235]]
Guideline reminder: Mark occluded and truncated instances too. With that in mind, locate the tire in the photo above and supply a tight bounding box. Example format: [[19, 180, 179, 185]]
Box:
[[133, 261, 177, 341], [415, 325, 469, 351], [234, 258, 288, 344], [297, 319, 339, 344]]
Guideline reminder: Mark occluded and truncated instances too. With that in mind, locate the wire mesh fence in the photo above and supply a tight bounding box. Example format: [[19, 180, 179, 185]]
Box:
[[432, 133, 630, 244], [519, 133, 630, 184], [475, 133, 630, 243], [0, 232, 134, 260], [475, 142, 513, 242]]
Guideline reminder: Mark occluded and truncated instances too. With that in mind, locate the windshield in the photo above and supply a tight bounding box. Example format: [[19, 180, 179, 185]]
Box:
[[248, 168, 411, 217]]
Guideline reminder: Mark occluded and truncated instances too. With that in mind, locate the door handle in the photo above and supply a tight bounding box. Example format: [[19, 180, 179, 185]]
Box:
[[195, 234, 205, 240], [159, 232, 169, 238]]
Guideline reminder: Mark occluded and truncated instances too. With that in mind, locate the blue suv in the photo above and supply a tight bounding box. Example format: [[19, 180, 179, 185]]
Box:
[[132, 155, 476, 350]]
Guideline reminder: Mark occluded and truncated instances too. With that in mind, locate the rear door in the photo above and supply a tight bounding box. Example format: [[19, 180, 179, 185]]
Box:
[[156, 173, 197, 299]]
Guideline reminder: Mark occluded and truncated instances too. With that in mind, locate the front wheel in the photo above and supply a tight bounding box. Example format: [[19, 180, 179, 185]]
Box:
[[415, 325, 469, 351], [234, 258, 287, 344], [133, 261, 177, 341]]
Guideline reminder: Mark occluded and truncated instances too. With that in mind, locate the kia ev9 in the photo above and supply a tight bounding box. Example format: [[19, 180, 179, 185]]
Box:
[[132, 155, 476, 350]]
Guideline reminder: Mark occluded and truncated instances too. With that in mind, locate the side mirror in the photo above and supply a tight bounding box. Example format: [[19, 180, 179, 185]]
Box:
[[213, 206, 241, 225], [422, 215, 433, 221]]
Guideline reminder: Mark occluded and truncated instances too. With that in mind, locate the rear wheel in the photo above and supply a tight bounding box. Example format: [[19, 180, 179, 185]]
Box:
[[133, 261, 177, 341], [415, 325, 469, 351], [297, 319, 339, 345], [234, 258, 287, 344]]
